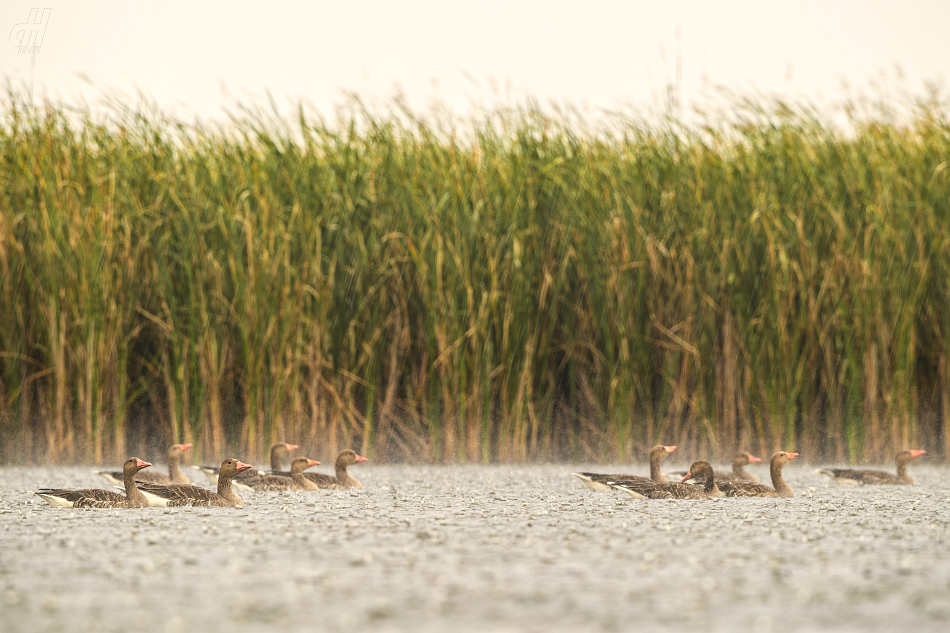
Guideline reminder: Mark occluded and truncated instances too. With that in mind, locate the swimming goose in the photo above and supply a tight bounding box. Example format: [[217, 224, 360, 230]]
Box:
[[609, 461, 721, 499], [198, 442, 298, 489], [303, 450, 368, 489], [818, 449, 925, 485], [717, 451, 798, 497], [251, 457, 321, 491], [671, 451, 762, 483], [138, 458, 251, 507], [36, 458, 152, 508], [98, 443, 192, 486], [571, 445, 677, 490]]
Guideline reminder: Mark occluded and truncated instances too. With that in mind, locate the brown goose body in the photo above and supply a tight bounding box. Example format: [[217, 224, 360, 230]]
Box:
[[139, 459, 251, 507], [718, 452, 798, 497], [301, 450, 367, 489], [571, 445, 677, 491], [818, 450, 926, 485], [37, 458, 152, 508], [99, 443, 192, 486], [253, 457, 321, 491], [673, 451, 762, 483], [610, 461, 721, 499]]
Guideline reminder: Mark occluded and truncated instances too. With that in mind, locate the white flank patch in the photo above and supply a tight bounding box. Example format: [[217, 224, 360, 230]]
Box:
[[817, 470, 861, 486], [611, 485, 646, 499], [570, 473, 611, 491], [138, 488, 170, 507], [34, 492, 74, 508]]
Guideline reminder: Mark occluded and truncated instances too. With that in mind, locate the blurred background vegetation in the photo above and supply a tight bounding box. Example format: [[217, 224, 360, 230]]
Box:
[[1, 90, 948, 465]]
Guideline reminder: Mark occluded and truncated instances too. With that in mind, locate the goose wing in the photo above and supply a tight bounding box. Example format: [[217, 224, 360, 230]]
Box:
[[818, 468, 897, 484], [75, 496, 137, 508], [718, 481, 779, 497], [302, 472, 341, 488], [252, 474, 294, 491], [138, 483, 226, 507], [137, 482, 210, 502], [36, 488, 126, 504], [606, 478, 659, 498]]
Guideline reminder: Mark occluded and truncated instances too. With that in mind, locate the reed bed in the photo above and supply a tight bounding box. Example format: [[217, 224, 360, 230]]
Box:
[[1, 91, 949, 465]]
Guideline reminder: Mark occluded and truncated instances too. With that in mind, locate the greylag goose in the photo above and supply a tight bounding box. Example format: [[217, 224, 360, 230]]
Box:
[[818, 449, 926, 485], [609, 461, 721, 499], [251, 457, 321, 491], [36, 458, 152, 508], [98, 443, 192, 486], [571, 445, 677, 490], [138, 458, 251, 507], [303, 449, 368, 489], [198, 442, 298, 489], [671, 451, 762, 483], [717, 451, 798, 497]]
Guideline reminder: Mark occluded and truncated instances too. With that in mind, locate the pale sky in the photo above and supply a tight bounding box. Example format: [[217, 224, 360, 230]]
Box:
[[2, 1, 948, 123]]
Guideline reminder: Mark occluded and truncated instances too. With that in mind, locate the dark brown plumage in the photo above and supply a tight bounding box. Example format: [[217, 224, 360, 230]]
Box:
[[672, 451, 762, 483], [139, 458, 252, 507], [301, 450, 367, 489], [571, 445, 677, 490], [37, 458, 152, 508], [252, 457, 321, 491], [818, 450, 926, 485], [610, 461, 721, 499], [717, 452, 799, 497]]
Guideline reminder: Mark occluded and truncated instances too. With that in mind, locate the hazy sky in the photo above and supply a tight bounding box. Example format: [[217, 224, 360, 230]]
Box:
[[2, 1, 948, 122]]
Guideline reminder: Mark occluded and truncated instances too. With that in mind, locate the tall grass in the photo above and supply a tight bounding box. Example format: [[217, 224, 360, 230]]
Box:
[[1, 91, 949, 464]]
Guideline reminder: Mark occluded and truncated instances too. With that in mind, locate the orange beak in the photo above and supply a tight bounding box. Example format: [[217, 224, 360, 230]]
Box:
[[786, 452, 799, 460], [307, 458, 320, 467], [355, 454, 368, 463], [747, 455, 762, 463], [910, 450, 927, 459], [286, 443, 299, 451], [664, 445, 677, 453], [681, 471, 693, 482], [235, 461, 252, 472], [136, 459, 152, 469], [177, 443, 193, 451]]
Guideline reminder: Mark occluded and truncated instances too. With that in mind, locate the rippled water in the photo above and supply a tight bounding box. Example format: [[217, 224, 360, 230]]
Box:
[[2, 462, 949, 632]]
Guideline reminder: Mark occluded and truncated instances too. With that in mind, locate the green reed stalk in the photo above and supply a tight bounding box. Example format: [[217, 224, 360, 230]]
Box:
[[2, 91, 950, 464]]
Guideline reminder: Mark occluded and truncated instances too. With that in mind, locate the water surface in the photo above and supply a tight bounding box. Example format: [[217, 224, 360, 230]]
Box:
[[2, 462, 948, 632]]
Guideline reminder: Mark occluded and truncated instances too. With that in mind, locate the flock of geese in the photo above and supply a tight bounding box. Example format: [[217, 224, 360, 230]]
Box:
[[571, 445, 928, 499], [34, 443, 366, 509], [31, 441, 928, 509]]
